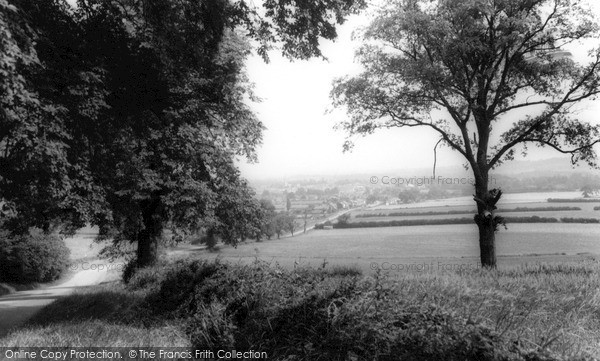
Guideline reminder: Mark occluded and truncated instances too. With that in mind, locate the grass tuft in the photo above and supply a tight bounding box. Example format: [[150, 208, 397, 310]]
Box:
[[2, 259, 599, 360]]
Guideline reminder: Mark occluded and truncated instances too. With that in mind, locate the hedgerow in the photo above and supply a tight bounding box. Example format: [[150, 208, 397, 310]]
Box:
[[0, 229, 70, 283], [122, 259, 574, 361]]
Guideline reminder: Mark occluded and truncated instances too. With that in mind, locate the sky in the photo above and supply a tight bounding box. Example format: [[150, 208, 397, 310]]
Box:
[[236, 1, 600, 181]]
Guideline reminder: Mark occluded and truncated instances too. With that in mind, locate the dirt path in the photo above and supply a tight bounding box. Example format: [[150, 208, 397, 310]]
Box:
[[0, 259, 109, 339], [0, 209, 361, 338]]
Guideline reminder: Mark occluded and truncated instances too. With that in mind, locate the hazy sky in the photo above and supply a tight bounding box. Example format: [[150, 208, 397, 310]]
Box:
[[237, 2, 600, 180]]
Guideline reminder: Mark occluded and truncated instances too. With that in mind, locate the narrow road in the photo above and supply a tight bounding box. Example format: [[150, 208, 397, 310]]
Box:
[[0, 259, 109, 339], [0, 207, 367, 338]]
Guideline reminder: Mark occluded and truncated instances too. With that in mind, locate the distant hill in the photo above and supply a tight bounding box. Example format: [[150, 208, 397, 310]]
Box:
[[248, 157, 600, 186], [492, 157, 599, 177]]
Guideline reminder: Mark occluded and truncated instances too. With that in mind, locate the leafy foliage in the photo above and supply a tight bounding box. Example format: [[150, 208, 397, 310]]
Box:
[[580, 184, 600, 198], [120, 258, 582, 360], [0, 228, 70, 283], [258, 198, 277, 240], [0, 0, 86, 234], [331, 0, 600, 267], [1, 0, 366, 266], [333, 0, 600, 169]]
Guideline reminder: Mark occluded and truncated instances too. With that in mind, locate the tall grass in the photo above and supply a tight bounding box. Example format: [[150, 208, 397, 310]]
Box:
[[2, 258, 599, 360]]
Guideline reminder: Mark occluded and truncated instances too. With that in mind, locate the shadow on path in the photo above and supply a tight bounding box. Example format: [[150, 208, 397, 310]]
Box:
[[0, 260, 109, 339]]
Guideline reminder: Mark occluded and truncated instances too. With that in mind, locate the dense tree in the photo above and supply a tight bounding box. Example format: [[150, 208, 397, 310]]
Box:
[[332, 0, 600, 267], [258, 198, 276, 240], [302, 204, 315, 233], [398, 188, 422, 204], [284, 213, 299, 236], [273, 213, 285, 239], [337, 212, 351, 225], [286, 194, 292, 212], [273, 211, 296, 239], [366, 194, 378, 205], [1, 0, 365, 267], [581, 184, 599, 198], [0, 0, 86, 233]]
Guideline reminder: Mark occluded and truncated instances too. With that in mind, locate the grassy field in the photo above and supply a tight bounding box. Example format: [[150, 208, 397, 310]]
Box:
[[3, 194, 600, 359], [166, 223, 600, 274], [351, 201, 600, 223], [1, 258, 599, 360]]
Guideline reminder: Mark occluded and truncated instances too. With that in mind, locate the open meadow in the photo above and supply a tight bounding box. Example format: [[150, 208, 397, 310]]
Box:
[[3, 191, 600, 360]]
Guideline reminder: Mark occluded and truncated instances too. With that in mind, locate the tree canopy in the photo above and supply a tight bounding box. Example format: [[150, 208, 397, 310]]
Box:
[[331, 0, 600, 267], [1, 0, 365, 266], [334, 0, 600, 168]]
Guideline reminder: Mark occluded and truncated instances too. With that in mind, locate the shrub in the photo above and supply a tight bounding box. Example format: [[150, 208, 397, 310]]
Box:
[[334, 217, 475, 229], [0, 229, 70, 283], [547, 198, 600, 203], [501, 206, 581, 212], [502, 216, 559, 223], [325, 264, 363, 277], [122, 258, 138, 284], [337, 213, 351, 225], [355, 209, 475, 218], [315, 220, 333, 230], [560, 217, 600, 223], [354, 206, 582, 219], [146, 259, 224, 314], [334, 216, 565, 229], [122, 258, 174, 292], [146, 259, 564, 360], [185, 302, 236, 350]]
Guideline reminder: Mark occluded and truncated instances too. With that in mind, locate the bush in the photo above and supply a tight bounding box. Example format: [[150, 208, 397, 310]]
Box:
[[547, 198, 600, 203], [134, 259, 568, 360], [334, 216, 567, 229], [354, 206, 582, 219], [501, 206, 581, 212], [314, 220, 333, 230], [146, 259, 224, 314], [560, 217, 600, 223], [121, 258, 138, 284], [0, 229, 70, 283], [502, 216, 559, 223], [355, 210, 475, 218], [125, 259, 173, 293]]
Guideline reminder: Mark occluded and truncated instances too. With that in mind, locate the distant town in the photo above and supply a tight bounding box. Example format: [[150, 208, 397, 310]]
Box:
[[250, 158, 600, 224]]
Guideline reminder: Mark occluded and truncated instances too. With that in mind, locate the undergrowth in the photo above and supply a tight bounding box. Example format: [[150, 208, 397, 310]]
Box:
[[3, 258, 599, 360]]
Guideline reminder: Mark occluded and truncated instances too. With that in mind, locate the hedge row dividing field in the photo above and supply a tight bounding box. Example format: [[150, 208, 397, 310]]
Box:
[[2, 259, 599, 360], [548, 198, 600, 203], [327, 216, 600, 229], [354, 206, 582, 218]]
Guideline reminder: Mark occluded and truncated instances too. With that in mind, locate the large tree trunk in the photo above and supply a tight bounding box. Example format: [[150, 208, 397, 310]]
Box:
[[473, 174, 502, 268], [136, 193, 163, 268], [476, 210, 496, 268], [204, 228, 217, 249]]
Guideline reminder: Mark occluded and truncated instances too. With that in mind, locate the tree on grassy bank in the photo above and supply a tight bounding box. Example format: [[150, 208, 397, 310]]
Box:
[[331, 0, 600, 268], [1, 0, 365, 267]]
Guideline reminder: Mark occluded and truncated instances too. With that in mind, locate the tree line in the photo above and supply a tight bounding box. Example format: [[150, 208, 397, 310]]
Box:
[[0, 0, 364, 267]]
